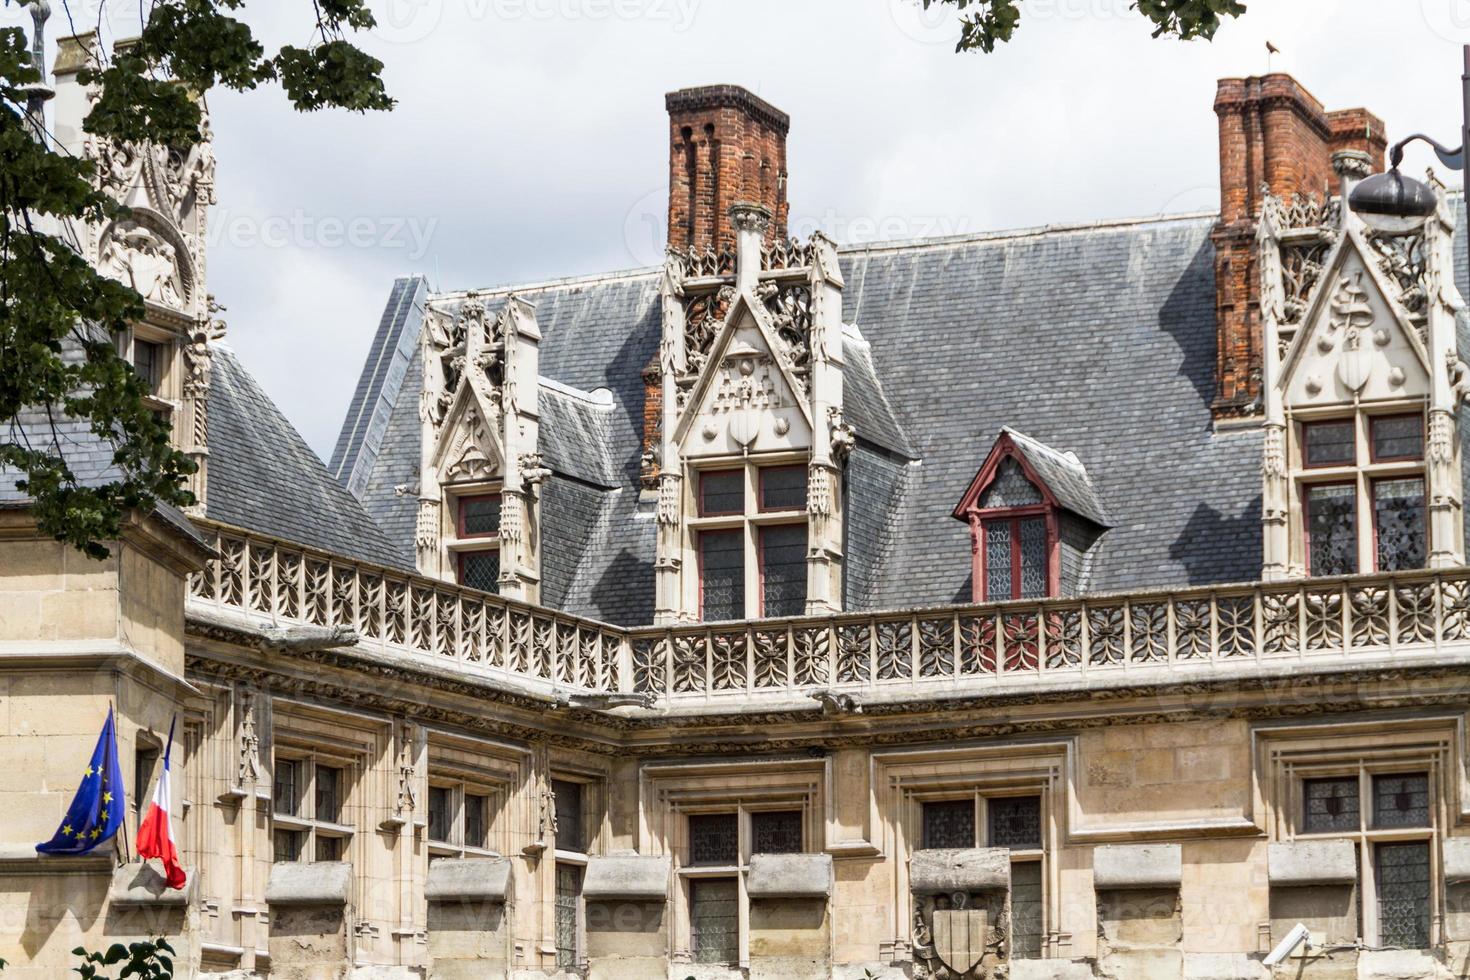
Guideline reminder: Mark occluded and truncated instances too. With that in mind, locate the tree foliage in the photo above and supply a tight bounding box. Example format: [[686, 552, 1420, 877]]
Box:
[[919, 0, 1247, 52], [0, 0, 390, 558], [72, 937, 175, 979]]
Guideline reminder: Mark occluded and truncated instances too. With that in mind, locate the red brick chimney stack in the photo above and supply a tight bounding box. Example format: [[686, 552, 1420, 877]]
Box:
[[666, 85, 790, 254], [1211, 74, 1386, 419]]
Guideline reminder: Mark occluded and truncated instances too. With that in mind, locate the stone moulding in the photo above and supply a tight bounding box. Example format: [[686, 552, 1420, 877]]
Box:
[[1267, 840, 1357, 886], [110, 862, 196, 907], [265, 861, 353, 907], [185, 519, 1470, 716], [909, 848, 1010, 894], [745, 852, 833, 899], [1092, 843, 1182, 889], [424, 857, 512, 903], [582, 853, 671, 900], [1445, 839, 1470, 883]]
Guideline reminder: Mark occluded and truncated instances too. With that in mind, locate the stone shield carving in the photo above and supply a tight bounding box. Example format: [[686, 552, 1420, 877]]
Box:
[[910, 849, 1012, 979]]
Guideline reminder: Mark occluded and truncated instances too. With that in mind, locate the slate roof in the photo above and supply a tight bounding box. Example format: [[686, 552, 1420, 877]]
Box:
[[330, 275, 427, 499], [324, 205, 1470, 624], [206, 345, 403, 567]]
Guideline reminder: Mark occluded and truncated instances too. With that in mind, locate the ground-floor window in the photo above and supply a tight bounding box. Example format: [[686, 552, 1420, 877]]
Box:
[[555, 863, 583, 970], [690, 878, 740, 965]]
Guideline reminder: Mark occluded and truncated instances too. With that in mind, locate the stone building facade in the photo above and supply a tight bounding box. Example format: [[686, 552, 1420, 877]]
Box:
[[8, 33, 1470, 980]]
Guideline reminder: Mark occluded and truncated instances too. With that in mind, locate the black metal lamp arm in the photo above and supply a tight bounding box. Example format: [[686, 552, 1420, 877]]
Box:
[[1388, 134, 1464, 172]]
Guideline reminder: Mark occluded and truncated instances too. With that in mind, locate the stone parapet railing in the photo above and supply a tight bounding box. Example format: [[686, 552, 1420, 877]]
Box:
[[186, 524, 625, 696], [188, 524, 1470, 707]]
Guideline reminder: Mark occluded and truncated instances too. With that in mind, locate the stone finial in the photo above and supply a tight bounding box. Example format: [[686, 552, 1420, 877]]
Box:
[[1332, 149, 1373, 206], [730, 201, 773, 236]]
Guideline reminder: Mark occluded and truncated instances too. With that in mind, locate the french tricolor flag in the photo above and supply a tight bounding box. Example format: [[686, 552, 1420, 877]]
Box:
[[135, 718, 185, 889]]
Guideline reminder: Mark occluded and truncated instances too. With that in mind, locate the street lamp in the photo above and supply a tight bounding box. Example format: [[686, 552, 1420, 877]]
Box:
[[1348, 44, 1469, 241]]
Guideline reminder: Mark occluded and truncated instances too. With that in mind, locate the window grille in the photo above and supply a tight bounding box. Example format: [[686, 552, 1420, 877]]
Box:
[[1011, 860, 1044, 959], [1375, 841, 1430, 948], [1018, 519, 1047, 599], [922, 799, 975, 850], [1303, 777, 1359, 834], [555, 864, 582, 969], [1372, 773, 1430, 829], [699, 531, 744, 621], [1306, 485, 1357, 575], [760, 525, 807, 617], [988, 796, 1041, 849], [428, 785, 452, 843], [690, 878, 740, 965], [458, 550, 500, 593], [688, 813, 738, 866], [984, 520, 1012, 602], [1303, 420, 1356, 466], [553, 779, 585, 852], [751, 810, 803, 854], [1373, 478, 1426, 572], [980, 458, 1043, 508]]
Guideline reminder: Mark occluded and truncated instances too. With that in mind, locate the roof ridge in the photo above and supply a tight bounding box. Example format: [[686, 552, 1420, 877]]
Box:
[[431, 264, 660, 302], [835, 210, 1219, 258]]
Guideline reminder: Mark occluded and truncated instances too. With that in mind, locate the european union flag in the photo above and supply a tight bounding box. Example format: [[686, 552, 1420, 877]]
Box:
[[36, 706, 126, 855]]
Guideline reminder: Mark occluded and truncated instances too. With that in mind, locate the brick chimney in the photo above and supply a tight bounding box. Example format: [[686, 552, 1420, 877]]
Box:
[[666, 85, 790, 253], [1211, 74, 1386, 419]]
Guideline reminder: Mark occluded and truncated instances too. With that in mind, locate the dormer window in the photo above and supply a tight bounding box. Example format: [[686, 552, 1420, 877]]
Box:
[[953, 429, 1111, 604], [1296, 412, 1426, 576], [692, 461, 808, 621]]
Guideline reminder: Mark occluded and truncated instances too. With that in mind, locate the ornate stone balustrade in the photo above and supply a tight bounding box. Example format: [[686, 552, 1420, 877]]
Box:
[[186, 524, 624, 696], [188, 523, 1470, 708], [626, 571, 1470, 702]]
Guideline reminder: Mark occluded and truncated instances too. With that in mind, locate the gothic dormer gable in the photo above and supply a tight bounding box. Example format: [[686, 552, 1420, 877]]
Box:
[[673, 289, 813, 459], [1278, 228, 1431, 410], [430, 381, 504, 485]]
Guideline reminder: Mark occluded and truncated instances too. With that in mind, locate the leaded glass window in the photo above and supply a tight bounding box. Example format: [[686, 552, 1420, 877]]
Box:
[[1304, 420, 1356, 466], [1010, 860, 1044, 959], [1306, 484, 1357, 575], [691, 878, 740, 965], [1303, 777, 1359, 834], [459, 494, 501, 537], [315, 835, 342, 861], [699, 530, 744, 621], [988, 796, 1041, 849], [273, 828, 303, 862], [555, 864, 582, 969], [984, 519, 1013, 602], [428, 785, 452, 843], [922, 799, 975, 849], [459, 549, 500, 593], [274, 759, 300, 816], [315, 765, 342, 824], [983, 517, 1048, 602], [760, 525, 807, 617], [1373, 773, 1430, 829], [752, 810, 803, 854], [759, 465, 807, 511], [699, 469, 743, 516], [1373, 478, 1426, 572], [689, 813, 738, 866], [465, 793, 488, 849], [1375, 841, 1430, 948], [1371, 415, 1424, 461], [980, 458, 1043, 508], [553, 779, 585, 851]]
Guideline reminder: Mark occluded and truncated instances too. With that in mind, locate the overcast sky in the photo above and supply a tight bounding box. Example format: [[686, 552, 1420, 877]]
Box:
[[18, 0, 1470, 455]]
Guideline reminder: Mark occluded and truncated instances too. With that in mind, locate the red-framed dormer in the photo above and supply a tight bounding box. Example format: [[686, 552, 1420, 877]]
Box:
[[951, 428, 1110, 604]]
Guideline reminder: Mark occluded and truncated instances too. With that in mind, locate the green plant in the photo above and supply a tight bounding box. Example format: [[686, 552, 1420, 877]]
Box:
[[71, 938, 174, 980]]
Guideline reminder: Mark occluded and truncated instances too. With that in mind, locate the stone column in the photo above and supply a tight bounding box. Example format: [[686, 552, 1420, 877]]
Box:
[[730, 202, 770, 294], [745, 853, 833, 980], [581, 853, 671, 980], [425, 857, 513, 979], [265, 862, 353, 980]]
